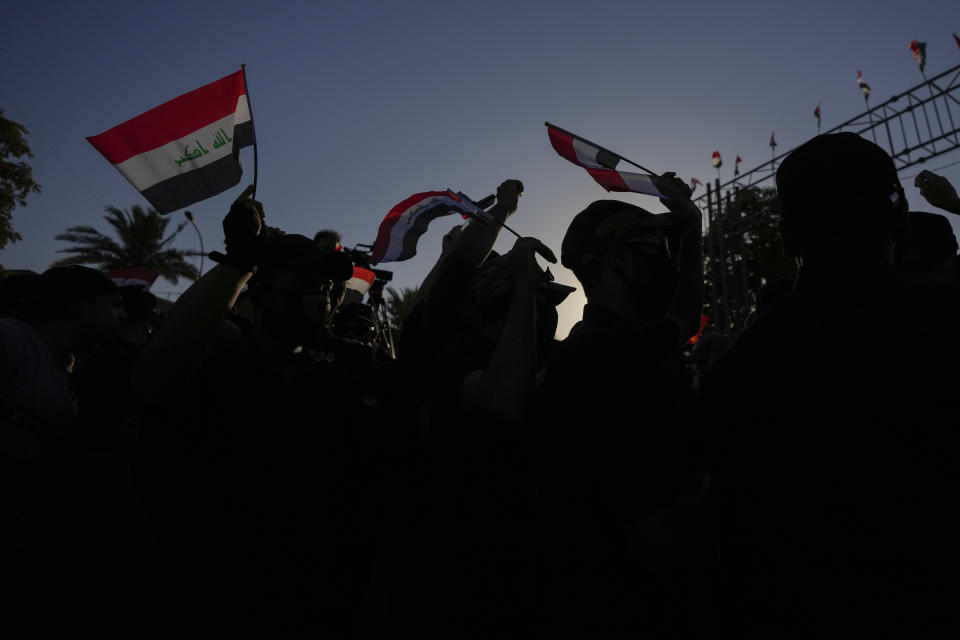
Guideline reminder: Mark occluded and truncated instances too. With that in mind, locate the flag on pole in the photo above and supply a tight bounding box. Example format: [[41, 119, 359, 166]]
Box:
[[546, 124, 665, 197], [711, 151, 722, 168], [734, 155, 742, 175], [106, 268, 159, 290], [909, 40, 927, 72], [814, 101, 821, 124], [346, 266, 376, 296], [87, 70, 255, 215], [954, 33, 960, 50], [371, 190, 485, 264], [690, 177, 703, 191], [769, 131, 777, 149], [857, 70, 871, 97]]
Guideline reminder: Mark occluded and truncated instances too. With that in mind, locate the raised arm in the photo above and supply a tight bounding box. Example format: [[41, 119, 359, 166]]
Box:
[[131, 187, 264, 407], [915, 170, 960, 215], [418, 179, 523, 303], [655, 172, 704, 342], [459, 237, 555, 426]]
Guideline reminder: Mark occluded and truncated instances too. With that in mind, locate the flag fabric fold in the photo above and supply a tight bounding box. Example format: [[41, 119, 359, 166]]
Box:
[[909, 40, 927, 73], [106, 268, 159, 290], [87, 70, 255, 215], [546, 124, 665, 198], [857, 70, 871, 97], [371, 190, 484, 264], [346, 266, 376, 297]]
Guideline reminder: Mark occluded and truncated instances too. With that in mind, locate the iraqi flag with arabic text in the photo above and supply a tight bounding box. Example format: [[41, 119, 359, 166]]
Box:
[[87, 70, 255, 215], [371, 190, 486, 264], [546, 123, 665, 197]]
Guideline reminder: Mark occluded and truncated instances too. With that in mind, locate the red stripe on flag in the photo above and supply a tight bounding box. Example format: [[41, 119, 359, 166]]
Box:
[[547, 127, 579, 165], [87, 71, 247, 164], [353, 267, 376, 285], [371, 191, 450, 264], [585, 168, 629, 192]]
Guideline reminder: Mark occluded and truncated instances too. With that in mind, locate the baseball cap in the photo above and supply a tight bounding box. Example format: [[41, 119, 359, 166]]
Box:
[[562, 200, 676, 274], [776, 132, 904, 230]]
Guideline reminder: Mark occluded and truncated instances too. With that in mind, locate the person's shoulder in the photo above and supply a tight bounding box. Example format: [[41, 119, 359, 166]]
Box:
[[0, 317, 42, 358]]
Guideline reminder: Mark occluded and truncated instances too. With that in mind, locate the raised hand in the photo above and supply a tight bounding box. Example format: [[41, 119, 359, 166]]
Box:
[[915, 170, 960, 214]]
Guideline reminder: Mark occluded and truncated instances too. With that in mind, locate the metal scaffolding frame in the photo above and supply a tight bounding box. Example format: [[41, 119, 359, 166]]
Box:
[[699, 63, 960, 337]]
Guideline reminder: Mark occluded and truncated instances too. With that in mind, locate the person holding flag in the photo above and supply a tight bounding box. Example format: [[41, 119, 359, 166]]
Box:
[[536, 171, 704, 633]]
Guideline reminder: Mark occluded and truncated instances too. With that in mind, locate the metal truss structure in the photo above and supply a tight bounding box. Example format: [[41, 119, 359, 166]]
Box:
[[698, 63, 960, 337]]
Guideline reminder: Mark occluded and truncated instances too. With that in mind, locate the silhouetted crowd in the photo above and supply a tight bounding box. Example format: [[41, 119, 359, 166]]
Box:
[[4, 133, 960, 636]]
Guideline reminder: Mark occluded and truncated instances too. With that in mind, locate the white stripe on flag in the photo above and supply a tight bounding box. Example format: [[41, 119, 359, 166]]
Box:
[[618, 172, 662, 196], [572, 138, 604, 168], [381, 194, 447, 263], [112, 96, 250, 192]]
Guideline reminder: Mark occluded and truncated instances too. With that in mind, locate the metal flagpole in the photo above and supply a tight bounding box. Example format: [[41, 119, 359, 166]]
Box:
[[240, 64, 259, 198], [544, 122, 660, 176]]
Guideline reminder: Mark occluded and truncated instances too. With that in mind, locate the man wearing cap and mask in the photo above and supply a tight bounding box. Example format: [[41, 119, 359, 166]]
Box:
[[535, 173, 704, 634], [702, 133, 960, 634]]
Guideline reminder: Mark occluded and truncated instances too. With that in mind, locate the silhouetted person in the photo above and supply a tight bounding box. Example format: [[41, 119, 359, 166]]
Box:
[[536, 173, 704, 634], [703, 133, 960, 634]]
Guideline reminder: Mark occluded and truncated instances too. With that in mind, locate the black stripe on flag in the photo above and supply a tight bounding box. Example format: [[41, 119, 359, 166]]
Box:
[[141, 154, 243, 214], [233, 119, 255, 149], [141, 120, 254, 214], [398, 204, 458, 261]]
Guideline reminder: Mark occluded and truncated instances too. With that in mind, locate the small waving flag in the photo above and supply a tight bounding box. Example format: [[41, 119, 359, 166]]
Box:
[[107, 268, 160, 291], [769, 132, 777, 149], [87, 70, 255, 215], [954, 33, 960, 50], [857, 70, 871, 97], [371, 191, 486, 264], [814, 102, 821, 123], [711, 151, 722, 168], [909, 40, 927, 73], [545, 123, 665, 197], [346, 266, 376, 296], [690, 177, 703, 192], [734, 155, 742, 176]]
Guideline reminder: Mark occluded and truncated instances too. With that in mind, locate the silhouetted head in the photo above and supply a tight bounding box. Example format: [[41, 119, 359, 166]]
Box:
[[249, 234, 354, 349], [776, 133, 908, 263], [313, 229, 343, 252], [20, 266, 126, 341], [562, 200, 679, 312]]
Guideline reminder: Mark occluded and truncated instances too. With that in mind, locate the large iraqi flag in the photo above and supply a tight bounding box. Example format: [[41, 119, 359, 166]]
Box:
[[87, 70, 255, 215]]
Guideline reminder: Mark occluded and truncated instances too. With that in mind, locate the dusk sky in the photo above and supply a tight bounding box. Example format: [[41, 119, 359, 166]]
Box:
[[3, 0, 959, 336]]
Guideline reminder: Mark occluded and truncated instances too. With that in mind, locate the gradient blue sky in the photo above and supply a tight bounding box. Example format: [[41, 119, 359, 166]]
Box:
[[3, 0, 959, 336]]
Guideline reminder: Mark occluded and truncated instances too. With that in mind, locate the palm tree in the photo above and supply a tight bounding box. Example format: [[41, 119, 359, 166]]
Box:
[[384, 285, 420, 334], [53, 205, 199, 284]]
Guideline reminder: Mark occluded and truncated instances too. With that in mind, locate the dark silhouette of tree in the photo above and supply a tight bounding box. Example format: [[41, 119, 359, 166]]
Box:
[[54, 205, 199, 284], [0, 109, 42, 250], [385, 285, 419, 333], [702, 186, 798, 335]]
